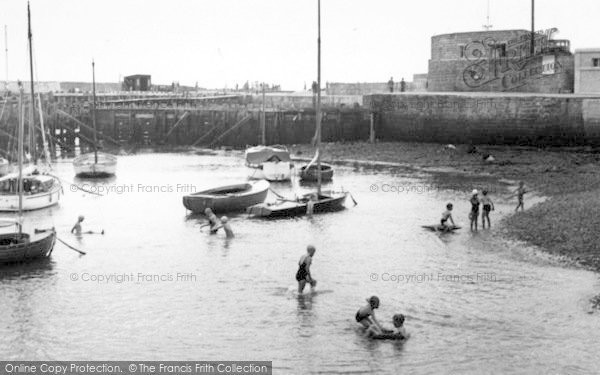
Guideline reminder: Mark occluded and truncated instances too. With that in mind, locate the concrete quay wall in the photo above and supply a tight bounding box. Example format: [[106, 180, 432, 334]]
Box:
[[365, 93, 600, 146]]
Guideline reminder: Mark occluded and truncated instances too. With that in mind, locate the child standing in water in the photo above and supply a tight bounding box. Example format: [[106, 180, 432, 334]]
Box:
[[469, 189, 480, 231], [355, 296, 385, 332], [203, 208, 221, 234], [212, 216, 234, 238], [296, 245, 317, 293], [480, 190, 495, 228]]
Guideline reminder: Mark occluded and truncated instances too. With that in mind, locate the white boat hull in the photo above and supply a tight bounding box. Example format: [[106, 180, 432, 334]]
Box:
[[0, 184, 61, 211], [74, 153, 117, 177], [247, 162, 292, 181]]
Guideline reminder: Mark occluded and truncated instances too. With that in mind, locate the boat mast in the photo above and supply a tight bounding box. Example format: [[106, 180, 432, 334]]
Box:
[[92, 60, 98, 164], [17, 83, 24, 232], [261, 82, 266, 145], [27, 2, 37, 164], [3, 25, 7, 93], [316, 0, 322, 195]]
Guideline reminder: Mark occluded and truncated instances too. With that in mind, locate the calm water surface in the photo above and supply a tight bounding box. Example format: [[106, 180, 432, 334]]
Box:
[[1, 152, 599, 374]]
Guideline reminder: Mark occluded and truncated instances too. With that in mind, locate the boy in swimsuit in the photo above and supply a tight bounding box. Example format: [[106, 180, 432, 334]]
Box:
[[513, 181, 526, 212], [296, 245, 317, 293], [480, 190, 494, 228], [71, 215, 84, 235], [367, 314, 410, 339], [469, 189, 480, 231], [355, 296, 385, 332], [440, 203, 455, 231]]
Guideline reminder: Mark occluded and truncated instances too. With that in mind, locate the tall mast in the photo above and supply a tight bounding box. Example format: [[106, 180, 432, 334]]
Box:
[[27, 2, 37, 164], [530, 0, 535, 56], [4, 25, 7, 93], [316, 0, 322, 195], [92, 60, 98, 163], [17, 83, 24, 229], [261, 82, 266, 145]]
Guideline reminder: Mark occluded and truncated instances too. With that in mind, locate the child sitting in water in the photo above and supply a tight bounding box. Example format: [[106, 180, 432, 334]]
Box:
[[440, 203, 456, 231], [367, 314, 410, 340], [355, 296, 385, 332]]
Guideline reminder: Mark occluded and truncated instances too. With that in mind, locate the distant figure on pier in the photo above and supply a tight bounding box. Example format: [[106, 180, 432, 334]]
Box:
[[296, 245, 317, 294], [480, 190, 495, 228], [356, 296, 385, 332], [469, 190, 480, 231], [388, 77, 394, 93], [400, 77, 406, 92], [212, 216, 234, 238]]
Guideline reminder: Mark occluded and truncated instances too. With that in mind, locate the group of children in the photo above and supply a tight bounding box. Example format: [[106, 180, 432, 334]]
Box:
[[441, 181, 527, 232]]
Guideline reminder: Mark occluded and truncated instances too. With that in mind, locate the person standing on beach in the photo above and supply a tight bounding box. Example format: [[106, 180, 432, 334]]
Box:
[[469, 190, 480, 231], [480, 190, 495, 228], [512, 182, 527, 212], [296, 245, 317, 294]]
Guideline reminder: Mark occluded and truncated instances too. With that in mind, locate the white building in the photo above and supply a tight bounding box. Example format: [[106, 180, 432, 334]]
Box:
[[575, 48, 600, 93]]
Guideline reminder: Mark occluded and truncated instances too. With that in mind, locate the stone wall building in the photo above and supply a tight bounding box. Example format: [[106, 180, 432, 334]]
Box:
[[427, 29, 574, 93], [575, 49, 600, 93]]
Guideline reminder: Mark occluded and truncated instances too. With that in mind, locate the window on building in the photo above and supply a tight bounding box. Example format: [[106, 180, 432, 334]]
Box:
[[459, 45, 465, 58], [593, 58, 600, 67]]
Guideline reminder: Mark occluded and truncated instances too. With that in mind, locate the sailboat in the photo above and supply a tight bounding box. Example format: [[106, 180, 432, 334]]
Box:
[[247, 0, 348, 218], [0, 82, 56, 264], [73, 61, 117, 178], [0, 3, 61, 212], [244, 83, 292, 181]]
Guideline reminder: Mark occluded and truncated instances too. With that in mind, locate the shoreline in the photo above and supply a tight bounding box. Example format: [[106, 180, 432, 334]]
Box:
[[288, 141, 600, 274]]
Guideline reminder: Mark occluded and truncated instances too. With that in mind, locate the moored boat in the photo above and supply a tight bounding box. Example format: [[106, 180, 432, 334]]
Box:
[[73, 152, 117, 178], [0, 220, 56, 264], [0, 171, 61, 211], [299, 163, 333, 182], [245, 145, 292, 181], [183, 179, 269, 214], [247, 190, 347, 218]]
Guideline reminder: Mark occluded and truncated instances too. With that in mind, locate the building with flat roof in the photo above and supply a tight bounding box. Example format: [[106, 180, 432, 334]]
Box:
[[123, 74, 152, 91], [575, 49, 600, 93], [427, 29, 573, 93]]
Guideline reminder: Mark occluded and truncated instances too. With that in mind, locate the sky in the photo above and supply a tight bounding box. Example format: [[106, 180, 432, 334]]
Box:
[[1, 0, 599, 90]]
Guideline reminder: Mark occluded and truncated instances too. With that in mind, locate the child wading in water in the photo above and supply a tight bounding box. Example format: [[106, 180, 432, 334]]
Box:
[[355, 296, 385, 332], [202, 208, 221, 234], [296, 245, 317, 293], [469, 189, 480, 231], [480, 190, 495, 228], [212, 216, 234, 238]]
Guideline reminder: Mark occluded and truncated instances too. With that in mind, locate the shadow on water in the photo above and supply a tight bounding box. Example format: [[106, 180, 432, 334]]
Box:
[[0, 257, 55, 281]]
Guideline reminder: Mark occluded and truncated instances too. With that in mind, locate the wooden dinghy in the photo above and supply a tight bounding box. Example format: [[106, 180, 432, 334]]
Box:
[[247, 190, 347, 218], [183, 180, 269, 214], [73, 152, 117, 178], [299, 163, 333, 182], [0, 221, 56, 264]]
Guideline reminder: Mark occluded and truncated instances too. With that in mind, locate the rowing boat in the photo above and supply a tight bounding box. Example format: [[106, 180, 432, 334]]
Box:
[[421, 224, 461, 232], [247, 190, 347, 218], [183, 180, 269, 214]]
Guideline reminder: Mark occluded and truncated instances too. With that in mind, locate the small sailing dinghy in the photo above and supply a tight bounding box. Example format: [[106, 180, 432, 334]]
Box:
[[183, 180, 269, 214], [421, 224, 461, 232], [247, 1, 351, 219], [245, 145, 292, 181], [73, 61, 117, 178]]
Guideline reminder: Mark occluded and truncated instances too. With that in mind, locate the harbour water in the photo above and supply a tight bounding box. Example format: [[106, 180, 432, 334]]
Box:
[[1, 152, 599, 374]]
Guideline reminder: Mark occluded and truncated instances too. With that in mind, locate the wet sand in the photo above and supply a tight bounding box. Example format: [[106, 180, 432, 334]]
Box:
[[290, 141, 600, 273]]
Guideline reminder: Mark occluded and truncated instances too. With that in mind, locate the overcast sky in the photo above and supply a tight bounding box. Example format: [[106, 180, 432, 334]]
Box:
[[1, 0, 599, 90]]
